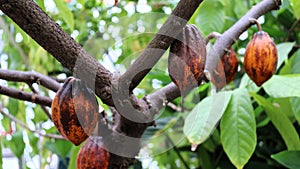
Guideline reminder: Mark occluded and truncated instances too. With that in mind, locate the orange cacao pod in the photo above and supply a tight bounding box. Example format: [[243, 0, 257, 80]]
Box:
[[211, 47, 239, 90], [244, 31, 278, 86], [76, 137, 110, 169], [51, 77, 99, 146], [168, 24, 206, 96]]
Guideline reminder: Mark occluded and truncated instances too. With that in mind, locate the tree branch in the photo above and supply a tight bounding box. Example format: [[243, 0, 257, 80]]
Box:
[[148, 0, 282, 113], [205, 0, 282, 74], [0, 107, 64, 140], [0, 0, 114, 106], [118, 0, 205, 92], [0, 69, 60, 92], [0, 85, 52, 107]]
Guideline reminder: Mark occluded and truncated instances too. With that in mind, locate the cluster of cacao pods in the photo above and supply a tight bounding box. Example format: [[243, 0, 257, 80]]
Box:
[[168, 19, 277, 93], [51, 77, 99, 146], [76, 137, 110, 169]]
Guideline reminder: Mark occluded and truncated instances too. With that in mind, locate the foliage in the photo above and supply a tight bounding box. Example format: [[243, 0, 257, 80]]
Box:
[[0, 0, 299, 169]]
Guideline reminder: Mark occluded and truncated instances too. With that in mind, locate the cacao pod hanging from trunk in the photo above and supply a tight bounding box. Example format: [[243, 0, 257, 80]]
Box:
[[244, 19, 278, 86], [51, 77, 99, 146], [76, 137, 110, 169], [168, 24, 206, 96], [210, 47, 239, 90]]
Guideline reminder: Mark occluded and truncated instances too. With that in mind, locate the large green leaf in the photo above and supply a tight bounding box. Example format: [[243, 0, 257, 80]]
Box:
[[53, 0, 74, 31], [271, 150, 300, 169], [263, 75, 300, 98], [291, 0, 300, 19], [220, 88, 256, 169], [276, 42, 295, 69], [290, 97, 300, 123], [183, 91, 232, 146], [193, 0, 225, 35], [251, 93, 300, 150]]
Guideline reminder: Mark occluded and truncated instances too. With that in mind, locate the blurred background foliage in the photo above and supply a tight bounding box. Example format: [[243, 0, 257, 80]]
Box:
[[0, 0, 299, 168]]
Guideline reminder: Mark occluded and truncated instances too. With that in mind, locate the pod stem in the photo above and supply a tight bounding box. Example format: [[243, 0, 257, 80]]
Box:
[[205, 32, 222, 44], [249, 18, 262, 31]]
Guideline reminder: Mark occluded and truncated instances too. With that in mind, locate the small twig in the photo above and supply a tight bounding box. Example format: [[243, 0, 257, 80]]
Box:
[[0, 84, 52, 107], [0, 69, 60, 92], [249, 18, 262, 31], [166, 134, 190, 169], [27, 82, 52, 120], [167, 102, 182, 112], [205, 32, 222, 44], [0, 107, 64, 140]]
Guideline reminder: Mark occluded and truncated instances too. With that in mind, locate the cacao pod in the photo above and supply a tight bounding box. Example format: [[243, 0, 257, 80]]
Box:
[[51, 77, 99, 146], [76, 137, 110, 169], [244, 31, 278, 86], [211, 47, 239, 90], [168, 24, 206, 96]]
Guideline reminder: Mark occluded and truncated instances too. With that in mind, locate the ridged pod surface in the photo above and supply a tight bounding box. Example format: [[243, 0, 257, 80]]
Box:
[[51, 77, 99, 146], [76, 137, 110, 169], [168, 24, 206, 96], [211, 48, 239, 90], [244, 31, 278, 86]]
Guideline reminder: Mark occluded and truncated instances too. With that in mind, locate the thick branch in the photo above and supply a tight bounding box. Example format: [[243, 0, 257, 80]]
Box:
[[0, 85, 52, 106], [0, 0, 114, 106], [0, 69, 60, 91], [118, 0, 204, 91]]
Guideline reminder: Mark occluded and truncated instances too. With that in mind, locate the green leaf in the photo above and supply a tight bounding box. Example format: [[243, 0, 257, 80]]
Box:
[[280, 49, 300, 75], [53, 0, 74, 30], [184, 91, 232, 146], [193, 0, 225, 35], [291, 0, 300, 19], [263, 75, 300, 98], [45, 139, 73, 159], [28, 134, 39, 156], [251, 93, 300, 150], [68, 144, 83, 169], [290, 97, 300, 123], [276, 42, 295, 69], [239, 74, 260, 93], [36, 0, 46, 11], [2, 131, 25, 158], [32, 106, 49, 123], [271, 150, 300, 169], [220, 88, 256, 169], [7, 98, 19, 116], [77, 0, 85, 6]]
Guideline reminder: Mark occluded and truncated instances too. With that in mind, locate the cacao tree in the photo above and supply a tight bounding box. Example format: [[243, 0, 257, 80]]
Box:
[[0, 0, 299, 169]]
